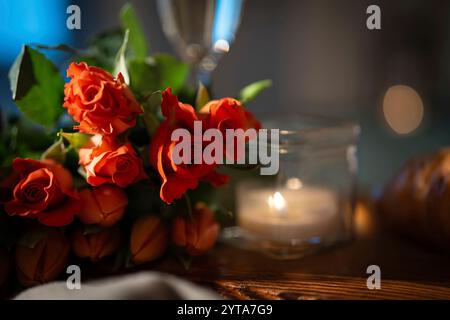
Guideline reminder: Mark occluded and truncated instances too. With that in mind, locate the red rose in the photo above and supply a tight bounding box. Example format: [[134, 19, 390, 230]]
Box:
[[149, 89, 228, 204], [63, 62, 142, 136], [0, 158, 80, 226], [79, 135, 147, 188], [171, 203, 220, 256], [201, 98, 262, 132], [201, 98, 262, 162]]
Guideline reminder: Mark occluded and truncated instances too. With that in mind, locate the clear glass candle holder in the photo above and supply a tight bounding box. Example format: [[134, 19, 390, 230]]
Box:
[[223, 114, 360, 259]]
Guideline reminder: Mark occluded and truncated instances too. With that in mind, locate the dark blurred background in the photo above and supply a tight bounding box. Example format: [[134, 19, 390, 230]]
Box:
[[1, 0, 449, 187]]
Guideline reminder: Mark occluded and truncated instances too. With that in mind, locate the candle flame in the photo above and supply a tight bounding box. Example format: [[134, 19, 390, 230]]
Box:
[[268, 191, 287, 216]]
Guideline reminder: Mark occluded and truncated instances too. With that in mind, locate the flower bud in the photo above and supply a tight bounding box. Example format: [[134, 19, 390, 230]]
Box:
[[78, 185, 128, 227], [71, 226, 121, 262], [172, 203, 219, 256], [130, 215, 168, 264], [15, 230, 70, 287]]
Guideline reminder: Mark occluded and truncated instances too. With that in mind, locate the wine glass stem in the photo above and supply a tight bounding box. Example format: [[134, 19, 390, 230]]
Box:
[[196, 67, 212, 87]]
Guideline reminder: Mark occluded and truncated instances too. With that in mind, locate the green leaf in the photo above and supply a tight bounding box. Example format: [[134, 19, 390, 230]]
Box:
[[41, 137, 65, 163], [86, 29, 124, 72], [16, 146, 41, 160], [73, 179, 88, 190], [128, 55, 189, 98], [9, 46, 64, 128], [128, 59, 159, 98], [239, 79, 272, 104], [120, 3, 148, 60], [16, 117, 54, 150], [114, 29, 130, 85], [153, 54, 189, 92], [74, 55, 103, 69], [195, 82, 211, 111], [59, 131, 91, 151], [141, 91, 162, 136], [9, 47, 36, 101], [32, 43, 80, 54]]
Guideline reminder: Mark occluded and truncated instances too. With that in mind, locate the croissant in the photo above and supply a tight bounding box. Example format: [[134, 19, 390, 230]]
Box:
[[377, 148, 450, 248]]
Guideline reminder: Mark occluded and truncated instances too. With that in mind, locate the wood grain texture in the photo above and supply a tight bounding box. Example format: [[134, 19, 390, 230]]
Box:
[[151, 236, 450, 300], [151, 205, 450, 300], [211, 276, 450, 300]]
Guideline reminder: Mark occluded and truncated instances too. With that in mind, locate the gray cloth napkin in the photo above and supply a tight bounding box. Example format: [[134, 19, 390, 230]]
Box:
[[14, 271, 220, 300]]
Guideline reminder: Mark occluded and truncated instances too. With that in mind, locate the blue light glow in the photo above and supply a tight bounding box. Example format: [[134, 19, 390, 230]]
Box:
[[0, 0, 71, 66], [212, 0, 244, 44]]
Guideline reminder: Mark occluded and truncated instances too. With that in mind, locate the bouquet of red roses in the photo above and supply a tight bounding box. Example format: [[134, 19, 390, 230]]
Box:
[[0, 4, 270, 291]]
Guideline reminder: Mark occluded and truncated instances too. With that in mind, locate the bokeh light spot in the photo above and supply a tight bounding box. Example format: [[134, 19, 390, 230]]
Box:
[[383, 85, 424, 135]]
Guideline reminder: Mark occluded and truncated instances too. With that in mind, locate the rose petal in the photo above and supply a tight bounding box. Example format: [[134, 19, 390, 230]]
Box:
[[36, 194, 80, 227]]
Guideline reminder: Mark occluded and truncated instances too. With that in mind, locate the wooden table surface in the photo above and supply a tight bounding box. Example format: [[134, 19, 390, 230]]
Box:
[[153, 203, 450, 300]]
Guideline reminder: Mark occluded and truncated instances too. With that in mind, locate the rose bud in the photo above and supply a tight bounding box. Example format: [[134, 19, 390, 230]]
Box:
[[15, 230, 70, 287], [78, 185, 128, 227], [172, 203, 220, 256], [130, 215, 168, 264], [71, 226, 121, 262]]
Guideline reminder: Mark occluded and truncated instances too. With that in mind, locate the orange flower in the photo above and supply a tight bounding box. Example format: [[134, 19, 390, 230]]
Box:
[[79, 135, 147, 188], [78, 185, 128, 227], [149, 89, 228, 204], [130, 215, 168, 264], [71, 226, 121, 262], [171, 203, 219, 256], [63, 62, 142, 136], [15, 230, 70, 287], [201, 98, 261, 162], [0, 158, 80, 227], [201, 98, 261, 132]]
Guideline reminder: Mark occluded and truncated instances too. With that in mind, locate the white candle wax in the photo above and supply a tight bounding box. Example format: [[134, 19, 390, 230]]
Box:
[[237, 186, 340, 244]]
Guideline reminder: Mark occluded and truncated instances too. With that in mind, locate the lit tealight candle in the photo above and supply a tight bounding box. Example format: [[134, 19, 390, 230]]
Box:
[[237, 186, 340, 245]]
